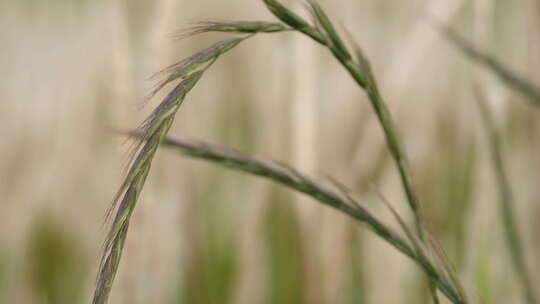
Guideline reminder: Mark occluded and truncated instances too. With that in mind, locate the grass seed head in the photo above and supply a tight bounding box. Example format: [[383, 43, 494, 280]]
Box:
[[176, 20, 288, 39]]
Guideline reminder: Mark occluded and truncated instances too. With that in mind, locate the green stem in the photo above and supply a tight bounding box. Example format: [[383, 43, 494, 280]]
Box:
[[342, 62, 424, 237], [135, 133, 466, 304]]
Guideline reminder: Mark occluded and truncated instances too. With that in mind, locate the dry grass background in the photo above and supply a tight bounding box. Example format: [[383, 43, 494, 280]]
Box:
[[1, 0, 539, 303]]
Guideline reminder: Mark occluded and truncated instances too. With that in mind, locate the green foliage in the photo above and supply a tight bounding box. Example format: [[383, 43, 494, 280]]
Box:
[[339, 230, 367, 304], [0, 252, 6, 302], [27, 214, 89, 304], [175, 173, 240, 304], [265, 194, 305, 304]]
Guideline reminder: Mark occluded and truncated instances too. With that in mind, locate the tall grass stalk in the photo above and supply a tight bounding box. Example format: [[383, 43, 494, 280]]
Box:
[[264, 0, 426, 237], [128, 132, 466, 303], [475, 89, 537, 304], [263, 0, 438, 300]]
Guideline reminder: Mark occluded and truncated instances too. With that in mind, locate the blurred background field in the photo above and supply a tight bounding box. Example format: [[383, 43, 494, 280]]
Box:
[[1, 0, 539, 303]]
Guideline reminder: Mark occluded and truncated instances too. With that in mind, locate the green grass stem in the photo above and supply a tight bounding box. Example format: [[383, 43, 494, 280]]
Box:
[[124, 131, 467, 304]]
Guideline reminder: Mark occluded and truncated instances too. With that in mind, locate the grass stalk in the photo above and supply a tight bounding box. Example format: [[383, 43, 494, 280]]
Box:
[[475, 89, 537, 304], [262, 1, 444, 301], [124, 131, 466, 304], [186, 5, 425, 238], [263, 0, 425, 240]]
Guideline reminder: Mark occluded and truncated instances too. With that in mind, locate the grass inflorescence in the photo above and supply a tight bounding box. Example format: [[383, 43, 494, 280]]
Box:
[[127, 132, 466, 303], [95, 1, 480, 303], [93, 34, 257, 304], [175, 20, 288, 40], [94, 71, 204, 304]]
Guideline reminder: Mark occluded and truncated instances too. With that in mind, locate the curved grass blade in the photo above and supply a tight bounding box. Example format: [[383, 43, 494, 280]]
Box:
[[123, 131, 467, 304]]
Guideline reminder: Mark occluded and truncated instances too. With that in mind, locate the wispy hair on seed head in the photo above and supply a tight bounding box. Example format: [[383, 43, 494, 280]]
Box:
[[147, 36, 249, 101]]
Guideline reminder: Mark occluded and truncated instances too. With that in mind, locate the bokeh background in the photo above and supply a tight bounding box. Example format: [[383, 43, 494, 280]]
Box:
[[1, 0, 540, 303]]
